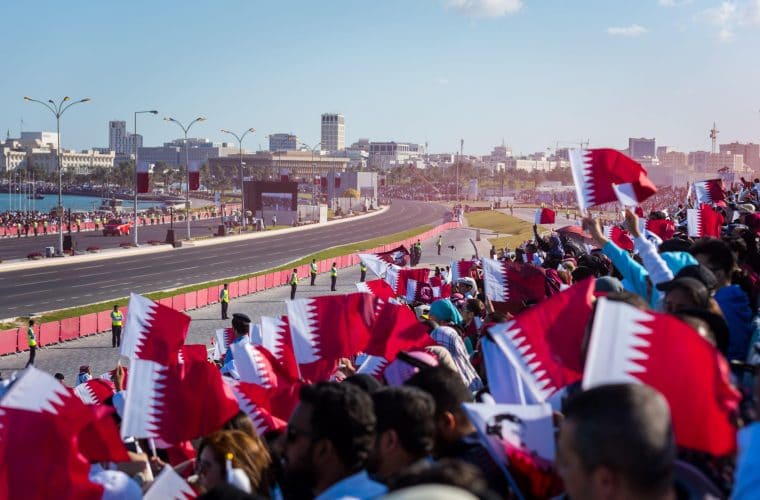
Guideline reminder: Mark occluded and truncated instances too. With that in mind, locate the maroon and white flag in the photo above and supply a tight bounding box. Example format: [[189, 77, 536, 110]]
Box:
[[356, 278, 398, 302], [0, 367, 105, 499], [286, 293, 378, 382], [486, 279, 595, 402], [483, 260, 549, 309], [188, 159, 202, 191], [224, 379, 288, 437], [213, 327, 236, 361], [535, 208, 555, 225], [687, 204, 722, 238], [137, 160, 152, 194], [569, 148, 657, 210], [450, 260, 478, 283], [259, 315, 300, 381], [364, 301, 435, 361], [144, 465, 197, 500], [357, 245, 411, 277], [646, 219, 676, 241], [603, 225, 634, 251], [385, 267, 430, 299], [693, 179, 725, 205], [74, 378, 116, 406], [121, 292, 191, 365], [583, 298, 740, 456], [78, 405, 130, 463]]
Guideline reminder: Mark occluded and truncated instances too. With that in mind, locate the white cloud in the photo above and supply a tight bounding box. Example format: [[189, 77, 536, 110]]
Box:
[[606, 24, 649, 36], [698, 1, 760, 41], [446, 0, 523, 18], [658, 0, 693, 6]]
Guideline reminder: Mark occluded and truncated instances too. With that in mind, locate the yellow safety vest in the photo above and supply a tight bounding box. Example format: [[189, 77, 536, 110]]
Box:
[[220, 289, 229, 303], [331, 267, 337, 278], [111, 311, 123, 326], [310, 263, 318, 274], [290, 273, 298, 285], [27, 327, 36, 347], [360, 262, 367, 272]]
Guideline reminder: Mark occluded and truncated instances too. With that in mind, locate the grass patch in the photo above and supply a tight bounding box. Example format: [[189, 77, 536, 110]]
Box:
[[12, 223, 434, 327], [465, 210, 535, 249]]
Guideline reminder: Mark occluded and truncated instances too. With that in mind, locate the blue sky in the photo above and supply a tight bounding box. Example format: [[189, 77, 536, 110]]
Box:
[[1, 0, 759, 156]]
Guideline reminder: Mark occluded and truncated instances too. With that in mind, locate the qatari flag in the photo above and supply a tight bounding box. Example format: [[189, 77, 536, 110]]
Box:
[[687, 205, 723, 238], [693, 179, 725, 205], [137, 161, 152, 194], [188, 159, 202, 191], [358, 245, 411, 278], [535, 208, 555, 225]]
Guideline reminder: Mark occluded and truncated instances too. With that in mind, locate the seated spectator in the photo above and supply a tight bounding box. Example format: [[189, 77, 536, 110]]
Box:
[[281, 382, 386, 499], [196, 430, 271, 496], [557, 384, 676, 500], [367, 386, 436, 483]]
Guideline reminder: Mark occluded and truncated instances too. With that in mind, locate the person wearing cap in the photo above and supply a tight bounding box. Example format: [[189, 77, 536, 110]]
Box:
[[428, 300, 482, 392], [455, 277, 478, 300], [659, 277, 711, 314]]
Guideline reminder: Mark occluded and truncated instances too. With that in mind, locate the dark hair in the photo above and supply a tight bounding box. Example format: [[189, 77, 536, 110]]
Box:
[[344, 374, 382, 395], [563, 384, 675, 497], [690, 239, 735, 275], [405, 366, 472, 419], [464, 299, 485, 316], [28, 319, 34, 326], [372, 387, 435, 459], [390, 458, 492, 499], [658, 237, 693, 254], [222, 410, 256, 438], [299, 382, 376, 471]]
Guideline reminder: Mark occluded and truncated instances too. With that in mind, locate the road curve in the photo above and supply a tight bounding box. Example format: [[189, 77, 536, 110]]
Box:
[[0, 200, 446, 318]]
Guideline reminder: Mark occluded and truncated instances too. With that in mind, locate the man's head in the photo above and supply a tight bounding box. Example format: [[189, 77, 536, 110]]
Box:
[[689, 239, 735, 288], [113, 305, 119, 311], [231, 313, 251, 336], [367, 386, 436, 481], [557, 384, 675, 500], [223, 283, 228, 289], [658, 277, 710, 314], [282, 382, 376, 495], [405, 366, 474, 456], [28, 319, 34, 326]]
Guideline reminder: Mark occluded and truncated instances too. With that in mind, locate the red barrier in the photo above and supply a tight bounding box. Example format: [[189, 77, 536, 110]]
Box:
[[249, 277, 258, 293], [238, 279, 249, 296], [298, 264, 309, 279], [39, 322, 60, 346], [185, 291, 197, 311], [97, 311, 112, 333], [80, 313, 98, 336], [172, 294, 186, 312], [197, 289, 208, 308], [0, 329, 17, 355], [60, 318, 79, 341], [229, 281, 239, 299], [208, 286, 220, 304], [158, 298, 172, 308], [16, 327, 27, 352], [275, 271, 286, 286], [256, 275, 265, 292], [265, 274, 274, 289]]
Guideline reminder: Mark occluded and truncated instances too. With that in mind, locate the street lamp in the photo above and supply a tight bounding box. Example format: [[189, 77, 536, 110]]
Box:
[[23, 95, 90, 256], [220, 127, 255, 231], [297, 141, 322, 205], [164, 116, 205, 241], [133, 110, 158, 246]]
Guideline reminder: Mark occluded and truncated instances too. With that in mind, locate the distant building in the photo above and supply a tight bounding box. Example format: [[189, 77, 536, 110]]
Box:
[[0, 133, 114, 174], [269, 133, 297, 152], [659, 151, 688, 169], [369, 142, 426, 169], [720, 142, 760, 171], [505, 158, 570, 172], [321, 113, 345, 152], [208, 150, 349, 179], [656, 146, 672, 158], [109, 121, 143, 156], [688, 151, 710, 172], [138, 138, 238, 169], [628, 138, 656, 159]]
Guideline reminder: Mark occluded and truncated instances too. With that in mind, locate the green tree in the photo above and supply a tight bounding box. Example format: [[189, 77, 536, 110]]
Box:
[[341, 188, 360, 199]]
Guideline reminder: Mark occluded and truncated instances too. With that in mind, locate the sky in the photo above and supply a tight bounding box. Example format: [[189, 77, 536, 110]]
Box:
[[1, 0, 759, 156]]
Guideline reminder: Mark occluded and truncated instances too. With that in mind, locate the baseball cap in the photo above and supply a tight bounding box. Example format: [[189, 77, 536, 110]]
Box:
[[656, 265, 717, 293], [657, 277, 710, 307], [232, 313, 251, 323]]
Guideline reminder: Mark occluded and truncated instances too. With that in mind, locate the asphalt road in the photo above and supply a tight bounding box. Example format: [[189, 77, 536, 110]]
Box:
[[0, 218, 226, 262], [0, 200, 446, 318]]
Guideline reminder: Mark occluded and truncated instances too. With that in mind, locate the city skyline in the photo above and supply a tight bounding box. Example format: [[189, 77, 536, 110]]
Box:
[[1, 0, 759, 156]]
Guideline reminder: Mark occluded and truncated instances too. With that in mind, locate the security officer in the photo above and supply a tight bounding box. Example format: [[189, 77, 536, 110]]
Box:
[[359, 261, 367, 282], [26, 319, 37, 367], [330, 262, 338, 291], [220, 283, 230, 319], [111, 304, 123, 348], [289, 269, 299, 300], [437, 235, 443, 255], [310, 259, 318, 286]]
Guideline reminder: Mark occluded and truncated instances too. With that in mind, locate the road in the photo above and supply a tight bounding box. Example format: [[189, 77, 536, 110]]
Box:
[[0, 200, 446, 318]]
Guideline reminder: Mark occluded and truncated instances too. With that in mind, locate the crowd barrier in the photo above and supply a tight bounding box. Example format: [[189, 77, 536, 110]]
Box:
[[0, 220, 460, 356]]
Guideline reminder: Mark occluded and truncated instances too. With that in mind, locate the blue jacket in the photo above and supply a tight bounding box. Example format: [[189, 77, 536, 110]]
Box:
[[714, 285, 754, 360]]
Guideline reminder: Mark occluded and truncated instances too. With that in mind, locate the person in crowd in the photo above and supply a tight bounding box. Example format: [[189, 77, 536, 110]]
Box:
[[557, 384, 676, 500], [222, 313, 252, 377], [428, 299, 483, 391], [405, 366, 508, 494], [76, 365, 92, 385], [281, 382, 387, 499], [367, 386, 436, 484], [196, 429, 272, 496]]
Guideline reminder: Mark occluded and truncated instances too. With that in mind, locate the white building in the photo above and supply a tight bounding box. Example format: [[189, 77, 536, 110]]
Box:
[[505, 158, 570, 172], [321, 113, 345, 152], [109, 121, 143, 155], [0, 133, 115, 174], [138, 138, 238, 168], [369, 141, 426, 169]]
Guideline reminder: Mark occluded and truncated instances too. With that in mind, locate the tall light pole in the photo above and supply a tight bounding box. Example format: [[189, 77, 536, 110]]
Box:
[[164, 116, 205, 241], [297, 141, 321, 204], [23, 95, 90, 256], [133, 110, 158, 246], [221, 127, 255, 231]]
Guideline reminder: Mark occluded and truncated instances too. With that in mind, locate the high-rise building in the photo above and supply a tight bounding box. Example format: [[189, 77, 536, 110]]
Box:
[[628, 138, 656, 159], [269, 133, 298, 152], [720, 142, 760, 171], [321, 113, 345, 152], [108, 120, 143, 156]]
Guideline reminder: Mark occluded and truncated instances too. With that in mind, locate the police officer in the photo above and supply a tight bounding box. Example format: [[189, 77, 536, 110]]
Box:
[[330, 262, 338, 291], [310, 259, 318, 286], [437, 235, 443, 256], [111, 304, 123, 348], [290, 269, 299, 299], [220, 283, 230, 319], [26, 319, 37, 367], [359, 261, 367, 282]]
